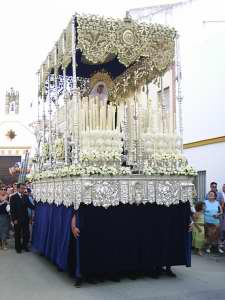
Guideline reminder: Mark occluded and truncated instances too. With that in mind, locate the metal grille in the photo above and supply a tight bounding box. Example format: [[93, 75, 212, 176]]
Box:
[[194, 170, 206, 202]]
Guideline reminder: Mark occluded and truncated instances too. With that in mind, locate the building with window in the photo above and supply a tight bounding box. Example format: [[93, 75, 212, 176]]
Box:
[[0, 88, 35, 183]]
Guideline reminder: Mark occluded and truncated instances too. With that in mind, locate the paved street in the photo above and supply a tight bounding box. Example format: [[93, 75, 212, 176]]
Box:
[[0, 243, 225, 300]]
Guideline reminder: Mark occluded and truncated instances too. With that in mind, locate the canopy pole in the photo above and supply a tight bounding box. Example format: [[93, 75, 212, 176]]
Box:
[[54, 43, 59, 140], [41, 64, 47, 167], [160, 76, 166, 134], [47, 71, 53, 168], [71, 15, 80, 164], [53, 44, 60, 167], [175, 34, 183, 152], [37, 71, 42, 173], [63, 30, 69, 165]]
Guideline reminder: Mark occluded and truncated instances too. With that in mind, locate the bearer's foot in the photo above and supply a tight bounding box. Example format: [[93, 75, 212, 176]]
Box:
[[74, 277, 82, 288], [165, 268, 176, 278], [110, 275, 121, 282], [218, 247, 224, 254], [22, 246, 30, 252]]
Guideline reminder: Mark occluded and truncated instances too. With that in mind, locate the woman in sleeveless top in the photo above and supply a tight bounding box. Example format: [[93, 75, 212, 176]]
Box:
[[0, 185, 10, 250], [204, 191, 224, 254]]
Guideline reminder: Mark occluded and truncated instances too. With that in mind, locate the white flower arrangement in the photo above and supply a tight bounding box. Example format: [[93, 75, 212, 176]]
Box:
[[86, 165, 118, 176], [32, 164, 133, 181], [69, 165, 84, 176], [42, 144, 49, 161], [143, 133, 183, 154], [81, 130, 123, 156], [80, 150, 121, 163], [119, 167, 132, 176], [143, 152, 197, 177], [177, 166, 197, 176], [54, 138, 65, 161]]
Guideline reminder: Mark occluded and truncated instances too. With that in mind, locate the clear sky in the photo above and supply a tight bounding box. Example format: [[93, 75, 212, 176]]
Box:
[[0, 0, 182, 123]]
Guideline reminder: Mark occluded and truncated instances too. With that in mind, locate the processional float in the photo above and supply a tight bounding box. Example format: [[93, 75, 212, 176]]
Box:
[[32, 13, 195, 284]]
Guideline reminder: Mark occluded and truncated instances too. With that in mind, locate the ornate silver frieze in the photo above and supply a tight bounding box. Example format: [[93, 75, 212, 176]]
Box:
[[32, 175, 193, 210]]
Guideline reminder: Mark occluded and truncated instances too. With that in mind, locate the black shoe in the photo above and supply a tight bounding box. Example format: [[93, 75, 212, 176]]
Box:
[[23, 247, 30, 252], [16, 249, 22, 254], [128, 274, 137, 280], [74, 278, 82, 288], [97, 277, 105, 283], [150, 271, 160, 279], [166, 269, 176, 278], [110, 276, 121, 282], [86, 277, 98, 284]]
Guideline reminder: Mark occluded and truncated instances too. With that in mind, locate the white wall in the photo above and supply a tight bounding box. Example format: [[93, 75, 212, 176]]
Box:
[[184, 142, 225, 190], [129, 0, 225, 143], [130, 0, 225, 188], [182, 8, 225, 143]]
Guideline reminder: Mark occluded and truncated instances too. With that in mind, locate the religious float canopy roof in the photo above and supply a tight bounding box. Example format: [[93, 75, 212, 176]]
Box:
[[39, 14, 176, 100]]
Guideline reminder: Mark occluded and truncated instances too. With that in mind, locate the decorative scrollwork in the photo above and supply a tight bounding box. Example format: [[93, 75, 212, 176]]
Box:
[[44, 75, 90, 99], [33, 176, 194, 209], [39, 15, 176, 97], [76, 15, 176, 68]]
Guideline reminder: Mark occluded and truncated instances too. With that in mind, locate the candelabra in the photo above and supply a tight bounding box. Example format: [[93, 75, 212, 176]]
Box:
[[71, 15, 80, 164], [175, 34, 183, 152]]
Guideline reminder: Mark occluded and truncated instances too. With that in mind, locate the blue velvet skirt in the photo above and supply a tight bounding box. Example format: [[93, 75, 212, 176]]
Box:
[[0, 215, 10, 240]]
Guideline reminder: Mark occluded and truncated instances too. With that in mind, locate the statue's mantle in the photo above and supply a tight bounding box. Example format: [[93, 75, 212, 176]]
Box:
[[33, 175, 193, 209]]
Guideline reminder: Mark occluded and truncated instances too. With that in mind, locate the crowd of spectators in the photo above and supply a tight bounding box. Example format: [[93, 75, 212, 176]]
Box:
[[0, 182, 34, 252]]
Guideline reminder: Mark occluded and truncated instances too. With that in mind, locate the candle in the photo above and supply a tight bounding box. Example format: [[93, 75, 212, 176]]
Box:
[[103, 103, 106, 130], [85, 98, 88, 131], [87, 97, 90, 131], [96, 97, 99, 130], [107, 104, 110, 130], [89, 106, 92, 131], [112, 105, 115, 130], [100, 106, 103, 130], [109, 104, 113, 130], [93, 102, 96, 130], [80, 106, 83, 131], [117, 103, 121, 131]]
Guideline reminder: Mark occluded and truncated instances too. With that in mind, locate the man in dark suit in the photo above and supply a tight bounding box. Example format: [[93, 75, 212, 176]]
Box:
[[10, 183, 35, 253]]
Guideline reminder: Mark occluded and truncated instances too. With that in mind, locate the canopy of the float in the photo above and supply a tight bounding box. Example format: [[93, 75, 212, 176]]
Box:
[[38, 14, 176, 101]]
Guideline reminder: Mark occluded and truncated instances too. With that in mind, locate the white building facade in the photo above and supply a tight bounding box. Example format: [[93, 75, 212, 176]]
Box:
[[0, 88, 35, 183], [129, 0, 225, 198]]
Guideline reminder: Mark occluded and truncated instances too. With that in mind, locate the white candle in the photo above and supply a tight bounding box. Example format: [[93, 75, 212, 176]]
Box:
[[80, 107, 83, 131], [93, 102, 95, 130], [87, 98, 90, 131], [85, 99, 88, 131], [96, 97, 99, 130], [117, 103, 121, 131], [103, 103, 106, 130], [107, 104, 110, 130], [109, 104, 112, 130], [100, 106, 103, 130], [112, 105, 115, 130]]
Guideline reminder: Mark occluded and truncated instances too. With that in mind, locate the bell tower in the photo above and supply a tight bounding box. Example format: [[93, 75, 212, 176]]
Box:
[[5, 87, 19, 115]]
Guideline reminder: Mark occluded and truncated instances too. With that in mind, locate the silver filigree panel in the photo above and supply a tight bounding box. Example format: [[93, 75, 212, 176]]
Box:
[[33, 176, 194, 209], [156, 180, 180, 206]]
